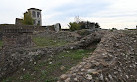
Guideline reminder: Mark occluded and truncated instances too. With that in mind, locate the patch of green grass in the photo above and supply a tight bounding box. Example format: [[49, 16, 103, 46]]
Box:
[[44, 77, 58, 82], [3, 49, 95, 82], [2, 77, 15, 82], [0, 40, 3, 48], [32, 37, 68, 47], [58, 49, 91, 60], [22, 73, 34, 81]]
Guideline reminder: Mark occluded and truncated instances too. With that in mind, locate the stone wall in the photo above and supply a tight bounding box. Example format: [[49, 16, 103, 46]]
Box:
[[0, 24, 47, 41], [2, 30, 33, 49], [15, 18, 23, 25], [0, 27, 34, 76], [59, 30, 137, 82], [33, 30, 81, 42], [0, 24, 46, 32], [0, 30, 105, 81], [0, 24, 34, 30]]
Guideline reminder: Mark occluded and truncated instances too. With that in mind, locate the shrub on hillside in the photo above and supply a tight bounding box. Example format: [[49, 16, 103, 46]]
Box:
[[68, 22, 81, 31], [23, 12, 33, 25]]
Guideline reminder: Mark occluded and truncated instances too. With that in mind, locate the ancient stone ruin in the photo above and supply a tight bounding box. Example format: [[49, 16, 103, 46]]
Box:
[[0, 23, 137, 82], [59, 30, 137, 82], [16, 8, 42, 26], [2, 29, 33, 49], [0, 24, 34, 49]]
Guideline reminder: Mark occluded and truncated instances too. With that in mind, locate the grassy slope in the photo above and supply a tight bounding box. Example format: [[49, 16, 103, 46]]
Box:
[[3, 49, 95, 82], [32, 37, 68, 47], [0, 36, 67, 48]]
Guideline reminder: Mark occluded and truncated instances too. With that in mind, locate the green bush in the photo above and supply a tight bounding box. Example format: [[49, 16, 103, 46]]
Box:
[[23, 12, 33, 25], [68, 22, 81, 31]]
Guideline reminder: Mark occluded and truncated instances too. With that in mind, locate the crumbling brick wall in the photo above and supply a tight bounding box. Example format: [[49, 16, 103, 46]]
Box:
[[0, 28, 34, 79], [2, 29, 33, 49], [0, 24, 46, 33]]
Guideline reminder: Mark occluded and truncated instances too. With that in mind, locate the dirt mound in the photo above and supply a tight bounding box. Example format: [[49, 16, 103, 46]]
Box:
[[59, 30, 137, 82]]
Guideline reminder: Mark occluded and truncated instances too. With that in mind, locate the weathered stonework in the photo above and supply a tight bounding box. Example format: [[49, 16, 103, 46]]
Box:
[[0, 26, 34, 72], [2, 29, 33, 49], [59, 30, 137, 82], [0, 30, 105, 81], [15, 18, 23, 25]]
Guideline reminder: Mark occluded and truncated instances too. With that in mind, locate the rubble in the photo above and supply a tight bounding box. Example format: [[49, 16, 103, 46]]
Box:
[[59, 30, 137, 82], [0, 30, 105, 81]]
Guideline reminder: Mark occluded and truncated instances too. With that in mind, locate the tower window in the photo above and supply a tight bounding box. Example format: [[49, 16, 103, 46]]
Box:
[[32, 11, 36, 17], [37, 12, 40, 18], [38, 21, 41, 25]]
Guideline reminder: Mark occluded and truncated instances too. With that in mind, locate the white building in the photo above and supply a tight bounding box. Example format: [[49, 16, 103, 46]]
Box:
[[28, 8, 42, 26]]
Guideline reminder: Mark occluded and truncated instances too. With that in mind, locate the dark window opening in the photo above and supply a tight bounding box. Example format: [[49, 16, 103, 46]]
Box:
[[32, 11, 36, 17], [37, 12, 40, 18], [38, 21, 41, 25]]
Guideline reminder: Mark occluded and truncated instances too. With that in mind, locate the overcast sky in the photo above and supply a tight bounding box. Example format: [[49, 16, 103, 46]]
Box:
[[0, 0, 137, 29]]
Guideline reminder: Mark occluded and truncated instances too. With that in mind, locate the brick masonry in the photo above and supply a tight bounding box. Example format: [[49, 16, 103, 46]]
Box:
[[2, 29, 33, 49]]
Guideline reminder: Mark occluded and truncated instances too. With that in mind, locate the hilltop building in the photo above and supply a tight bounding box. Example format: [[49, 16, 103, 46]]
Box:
[[16, 8, 42, 26], [27, 8, 42, 26], [15, 8, 62, 32]]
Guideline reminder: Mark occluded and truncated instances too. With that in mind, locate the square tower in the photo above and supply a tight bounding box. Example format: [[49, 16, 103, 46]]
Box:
[[28, 8, 42, 26]]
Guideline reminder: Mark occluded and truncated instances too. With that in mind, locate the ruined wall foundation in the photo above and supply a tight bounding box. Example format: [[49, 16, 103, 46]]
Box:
[[2, 29, 33, 49]]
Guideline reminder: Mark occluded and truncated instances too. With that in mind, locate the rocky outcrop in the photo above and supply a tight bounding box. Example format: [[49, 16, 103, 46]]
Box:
[[59, 30, 137, 82], [71, 30, 106, 49]]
